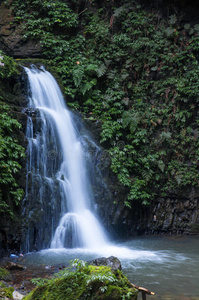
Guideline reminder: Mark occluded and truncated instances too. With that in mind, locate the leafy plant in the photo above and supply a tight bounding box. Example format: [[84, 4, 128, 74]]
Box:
[[10, 0, 199, 207], [0, 51, 25, 217], [0, 51, 18, 78], [25, 259, 138, 299], [0, 102, 25, 216]]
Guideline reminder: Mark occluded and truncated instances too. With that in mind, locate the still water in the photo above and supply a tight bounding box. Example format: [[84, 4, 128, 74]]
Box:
[[19, 235, 199, 299]]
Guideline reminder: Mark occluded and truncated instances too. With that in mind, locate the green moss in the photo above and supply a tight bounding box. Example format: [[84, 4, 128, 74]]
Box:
[[0, 286, 14, 299], [23, 260, 138, 300], [0, 268, 11, 281], [0, 281, 6, 288]]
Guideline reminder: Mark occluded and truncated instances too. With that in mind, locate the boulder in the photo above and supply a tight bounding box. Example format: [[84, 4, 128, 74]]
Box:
[[6, 262, 25, 271], [13, 291, 24, 300], [0, 268, 11, 281], [88, 256, 122, 271], [22, 261, 138, 300]]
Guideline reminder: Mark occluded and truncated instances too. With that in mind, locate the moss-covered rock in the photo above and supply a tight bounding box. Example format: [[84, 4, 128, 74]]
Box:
[[0, 268, 11, 281], [0, 282, 6, 288], [23, 260, 138, 300], [0, 286, 14, 299]]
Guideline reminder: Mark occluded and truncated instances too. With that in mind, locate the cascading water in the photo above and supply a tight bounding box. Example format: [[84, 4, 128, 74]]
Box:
[[24, 65, 108, 251], [22, 67, 192, 299]]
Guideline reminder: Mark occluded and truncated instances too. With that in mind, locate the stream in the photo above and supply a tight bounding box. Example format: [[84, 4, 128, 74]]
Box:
[[10, 235, 199, 300]]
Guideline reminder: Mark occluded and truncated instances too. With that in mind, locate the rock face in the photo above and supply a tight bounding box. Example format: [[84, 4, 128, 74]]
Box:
[[80, 118, 132, 239], [146, 194, 199, 234], [118, 191, 199, 236], [0, 2, 42, 58]]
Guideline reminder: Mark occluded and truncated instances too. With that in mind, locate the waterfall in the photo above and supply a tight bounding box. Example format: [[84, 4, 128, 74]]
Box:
[[24, 65, 108, 251]]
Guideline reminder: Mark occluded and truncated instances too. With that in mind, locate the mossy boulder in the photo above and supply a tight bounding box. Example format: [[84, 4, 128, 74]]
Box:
[[0, 282, 6, 288], [23, 260, 138, 300], [0, 268, 11, 281], [0, 286, 14, 299], [88, 256, 122, 271]]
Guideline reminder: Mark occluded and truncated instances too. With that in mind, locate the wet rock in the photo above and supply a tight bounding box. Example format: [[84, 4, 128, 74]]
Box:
[[13, 291, 24, 300], [88, 256, 122, 271], [6, 262, 25, 271], [184, 200, 190, 208], [144, 195, 199, 234], [0, 3, 43, 58]]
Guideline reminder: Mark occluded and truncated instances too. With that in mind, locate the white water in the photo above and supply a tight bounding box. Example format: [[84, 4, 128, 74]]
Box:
[[23, 67, 199, 299], [25, 66, 108, 249], [16, 236, 199, 299]]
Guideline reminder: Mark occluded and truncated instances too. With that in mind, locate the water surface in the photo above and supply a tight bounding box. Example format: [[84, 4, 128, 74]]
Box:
[[18, 235, 199, 299]]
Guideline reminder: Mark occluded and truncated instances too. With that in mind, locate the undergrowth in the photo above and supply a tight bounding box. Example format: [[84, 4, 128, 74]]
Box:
[[5, 0, 199, 206], [24, 259, 138, 300]]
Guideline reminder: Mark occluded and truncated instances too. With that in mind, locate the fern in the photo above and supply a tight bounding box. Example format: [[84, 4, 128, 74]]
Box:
[[160, 131, 172, 141], [113, 5, 128, 18], [158, 160, 165, 172], [122, 111, 140, 133], [175, 173, 182, 185], [80, 79, 97, 95], [142, 168, 153, 183], [86, 273, 117, 286], [72, 67, 84, 87], [96, 63, 106, 77]]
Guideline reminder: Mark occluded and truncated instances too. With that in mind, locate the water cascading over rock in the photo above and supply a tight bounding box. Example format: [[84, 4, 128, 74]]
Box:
[[23, 65, 109, 252]]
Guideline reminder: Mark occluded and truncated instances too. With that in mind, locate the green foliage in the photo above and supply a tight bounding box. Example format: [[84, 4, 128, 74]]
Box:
[[0, 286, 14, 299], [0, 51, 24, 217], [0, 281, 6, 288], [0, 51, 18, 78], [0, 101, 25, 217], [11, 0, 199, 206], [24, 259, 138, 300]]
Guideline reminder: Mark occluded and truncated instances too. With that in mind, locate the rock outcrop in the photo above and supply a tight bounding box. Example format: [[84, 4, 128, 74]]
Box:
[[88, 256, 122, 271], [0, 2, 42, 58]]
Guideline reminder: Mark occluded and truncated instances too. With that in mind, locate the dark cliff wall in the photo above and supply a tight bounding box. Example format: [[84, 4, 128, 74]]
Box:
[[0, 1, 42, 58]]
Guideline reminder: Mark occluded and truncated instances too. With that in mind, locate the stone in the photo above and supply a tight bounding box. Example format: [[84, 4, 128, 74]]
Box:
[[6, 262, 25, 271], [0, 268, 11, 281], [184, 200, 190, 208], [88, 256, 122, 271], [13, 291, 24, 300], [106, 256, 122, 271], [0, 24, 12, 36]]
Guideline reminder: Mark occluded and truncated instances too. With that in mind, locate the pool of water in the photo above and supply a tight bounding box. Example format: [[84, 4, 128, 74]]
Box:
[[17, 235, 199, 299], [122, 236, 199, 299]]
